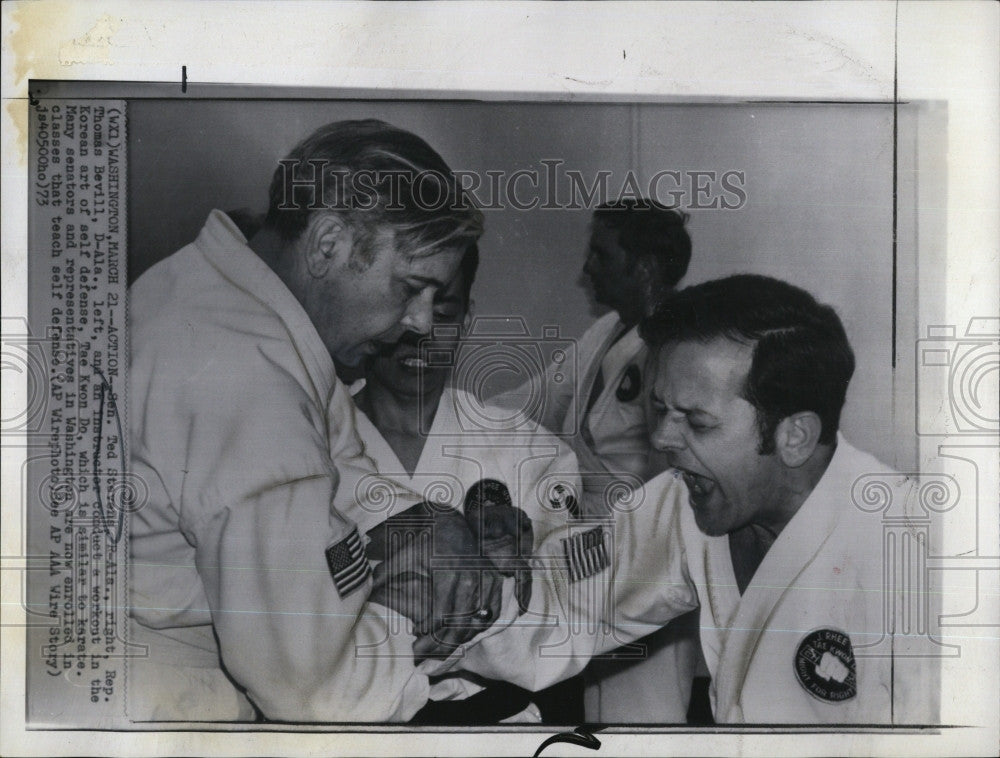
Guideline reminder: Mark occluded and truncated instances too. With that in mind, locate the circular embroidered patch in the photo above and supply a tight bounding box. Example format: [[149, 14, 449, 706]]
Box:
[[793, 628, 857, 703], [615, 363, 642, 402]]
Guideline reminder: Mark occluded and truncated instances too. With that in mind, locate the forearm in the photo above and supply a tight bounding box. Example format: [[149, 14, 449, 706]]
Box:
[[193, 480, 428, 721], [455, 475, 698, 692]]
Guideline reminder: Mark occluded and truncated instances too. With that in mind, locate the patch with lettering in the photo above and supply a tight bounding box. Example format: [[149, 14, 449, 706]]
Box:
[[324, 527, 371, 599], [615, 363, 642, 403], [794, 628, 857, 703], [562, 526, 609, 582]]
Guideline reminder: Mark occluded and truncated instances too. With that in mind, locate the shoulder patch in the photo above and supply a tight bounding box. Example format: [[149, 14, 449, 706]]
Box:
[[562, 526, 609, 581], [324, 527, 371, 599], [615, 363, 642, 403], [794, 628, 857, 703]]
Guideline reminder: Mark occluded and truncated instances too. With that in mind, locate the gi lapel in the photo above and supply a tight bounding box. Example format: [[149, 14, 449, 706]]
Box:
[[353, 407, 410, 486], [676, 504, 738, 713], [198, 210, 336, 409], [699, 537, 740, 714], [416, 386, 457, 486], [712, 440, 852, 720], [576, 318, 628, 440]]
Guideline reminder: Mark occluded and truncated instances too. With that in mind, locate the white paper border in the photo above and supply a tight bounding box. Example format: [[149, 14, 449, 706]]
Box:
[[2, 2, 997, 756]]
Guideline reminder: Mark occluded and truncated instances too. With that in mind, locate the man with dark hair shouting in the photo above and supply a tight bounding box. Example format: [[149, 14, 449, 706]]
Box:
[[626, 274, 936, 723], [460, 274, 936, 725], [128, 120, 503, 722]]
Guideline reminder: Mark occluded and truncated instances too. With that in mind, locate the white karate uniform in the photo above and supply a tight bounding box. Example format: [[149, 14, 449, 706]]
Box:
[[582, 609, 701, 723], [504, 312, 651, 480], [575, 314, 653, 480], [460, 437, 938, 724], [437, 451, 683, 695], [349, 385, 583, 713], [607, 437, 938, 724], [352, 385, 582, 554], [491, 312, 700, 722], [128, 211, 431, 722]]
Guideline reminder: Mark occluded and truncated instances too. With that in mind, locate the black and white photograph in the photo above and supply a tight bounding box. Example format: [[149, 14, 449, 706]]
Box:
[[2, 2, 997, 756]]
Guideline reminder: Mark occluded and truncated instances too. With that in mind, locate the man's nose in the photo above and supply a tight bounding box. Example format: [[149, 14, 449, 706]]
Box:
[[650, 411, 687, 452], [399, 288, 435, 335]]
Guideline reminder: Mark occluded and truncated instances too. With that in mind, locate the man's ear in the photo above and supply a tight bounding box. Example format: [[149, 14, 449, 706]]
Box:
[[635, 257, 665, 311], [634, 256, 655, 285], [775, 411, 822, 468], [302, 212, 352, 278], [462, 298, 476, 333]]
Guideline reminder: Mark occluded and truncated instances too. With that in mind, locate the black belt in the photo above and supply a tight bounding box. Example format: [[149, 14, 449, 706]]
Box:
[[411, 681, 533, 725]]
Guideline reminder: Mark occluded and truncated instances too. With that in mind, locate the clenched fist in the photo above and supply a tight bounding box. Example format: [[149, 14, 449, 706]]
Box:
[[367, 502, 504, 661]]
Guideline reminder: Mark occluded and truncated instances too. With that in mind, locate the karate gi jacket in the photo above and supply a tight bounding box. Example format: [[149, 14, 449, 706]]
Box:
[[521, 311, 652, 480], [350, 385, 582, 710], [128, 211, 431, 722], [609, 437, 939, 724]]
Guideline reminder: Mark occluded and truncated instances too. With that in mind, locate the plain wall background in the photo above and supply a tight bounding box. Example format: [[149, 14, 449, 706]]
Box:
[[128, 100, 906, 465]]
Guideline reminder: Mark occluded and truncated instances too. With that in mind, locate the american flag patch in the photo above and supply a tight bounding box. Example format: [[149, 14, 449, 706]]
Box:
[[324, 527, 371, 599], [562, 526, 609, 582]]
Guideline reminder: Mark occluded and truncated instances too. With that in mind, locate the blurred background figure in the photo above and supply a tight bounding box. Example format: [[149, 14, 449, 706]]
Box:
[[493, 198, 703, 723]]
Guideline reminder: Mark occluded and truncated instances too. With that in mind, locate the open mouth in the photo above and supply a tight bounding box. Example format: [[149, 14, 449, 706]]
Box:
[[673, 466, 716, 508], [400, 355, 428, 369]]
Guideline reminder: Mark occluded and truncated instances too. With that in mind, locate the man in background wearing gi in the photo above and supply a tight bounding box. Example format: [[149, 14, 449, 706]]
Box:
[[128, 120, 505, 722], [485, 198, 698, 721], [537, 198, 692, 480], [571, 199, 702, 723]]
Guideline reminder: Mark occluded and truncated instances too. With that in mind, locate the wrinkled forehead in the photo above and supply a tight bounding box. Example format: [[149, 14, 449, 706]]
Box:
[[394, 237, 464, 278], [652, 337, 755, 403], [390, 224, 463, 261], [435, 266, 471, 308]]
